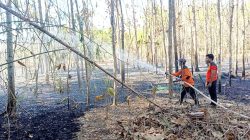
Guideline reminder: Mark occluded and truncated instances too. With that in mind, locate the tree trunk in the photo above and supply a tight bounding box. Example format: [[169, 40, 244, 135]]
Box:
[[192, 0, 199, 72], [241, 0, 246, 79], [132, 0, 139, 66], [229, 0, 234, 86], [205, 0, 209, 54], [118, 0, 125, 84], [173, 0, 178, 72], [34, 0, 44, 94], [44, 1, 50, 83], [70, 0, 82, 92], [168, 0, 173, 96], [235, 0, 239, 76], [150, 1, 154, 65], [111, 0, 118, 106], [160, 0, 167, 72], [177, 0, 182, 59], [75, 0, 90, 106], [116, 2, 121, 74], [6, 0, 16, 116], [217, 0, 222, 93]]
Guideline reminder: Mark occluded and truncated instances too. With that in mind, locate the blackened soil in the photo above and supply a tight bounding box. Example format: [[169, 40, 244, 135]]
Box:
[[223, 79, 250, 104]]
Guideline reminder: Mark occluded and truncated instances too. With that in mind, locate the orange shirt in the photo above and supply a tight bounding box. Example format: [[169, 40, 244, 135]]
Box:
[[206, 62, 218, 83], [173, 66, 194, 87]]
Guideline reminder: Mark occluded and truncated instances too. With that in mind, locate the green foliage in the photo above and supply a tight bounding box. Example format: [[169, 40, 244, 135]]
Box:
[[92, 29, 112, 43], [107, 87, 115, 97], [95, 46, 102, 60]]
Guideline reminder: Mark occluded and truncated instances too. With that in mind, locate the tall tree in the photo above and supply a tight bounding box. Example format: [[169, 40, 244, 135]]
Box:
[[131, 0, 139, 66], [204, 0, 209, 54], [44, 1, 50, 83], [229, 0, 234, 86], [70, 0, 82, 91], [173, 0, 178, 72], [192, 0, 199, 72], [217, 0, 222, 93], [168, 0, 173, 96], [6, 0, 16, 115], [34, 0, 44, 94], [160, 0, 167, 72], [153, 0, 158, 72], [111, 0, 118, 105], [75, 0, 91, 106], [241, 0, 246, 79], [235, 0, 239, 76], [118, 0, 125, 84]]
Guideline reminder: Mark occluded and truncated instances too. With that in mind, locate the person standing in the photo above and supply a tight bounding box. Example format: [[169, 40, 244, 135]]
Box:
[[171, 59, 198, 105], [205, 54, 218, 106]]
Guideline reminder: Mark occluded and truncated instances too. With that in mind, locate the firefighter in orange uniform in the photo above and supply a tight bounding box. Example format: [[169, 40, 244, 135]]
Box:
[[172, 59, 198, 105], [205, 54, 218, 107]]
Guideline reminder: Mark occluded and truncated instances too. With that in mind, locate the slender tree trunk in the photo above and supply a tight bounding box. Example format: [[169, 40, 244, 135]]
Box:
[[70, 0, 82, 92], [192, 0, 199, 72], [111, 0, 118, 105], [168, 0, 173, 96], [153, 0, 158, 73], [235, 0, 239, 76], [173, 0, 178, 72], [118, 0, 125, 84], [217, 0, 222, 93], [160, 0, 167, 72], [132, 0, 139, 66], [43, 1, 50, 84], [241, 0, 246, 79], [34, 0, 44, 94], [205, 0, 209, 54], [6, 0, 16, 116], [75, 0, 90, 106], [229, 0, 234, 86], [150, 1, 154, 64], [116, 3, 121, 74], [177, 0, 182, 59]]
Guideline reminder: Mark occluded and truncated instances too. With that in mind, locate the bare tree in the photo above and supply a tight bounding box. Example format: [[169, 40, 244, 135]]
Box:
[[6, 0, 16, 115], [118, 0, 125, 84], [235, 0, 239, 76], [75, 0, 91, 106], [44, 1, 50, 84], [168, 0, 173, 96], [173, 0, 178, 72], [70, 0, 82, 91], [132, 0, 139, 66], [241, 0, 246, 79], [217, 0, 222, 93], [34, 0, 44, 94], [204, 0, 209, 54], [192, 0, 199, 72], [111, 0, 118, 105], [160, 0, 167, 72], [229, 0, 234, 86]]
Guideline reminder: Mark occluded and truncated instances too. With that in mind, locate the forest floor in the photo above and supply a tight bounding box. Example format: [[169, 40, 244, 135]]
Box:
[[77, 70, 250, 140], [0, 64, 249, 139]]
